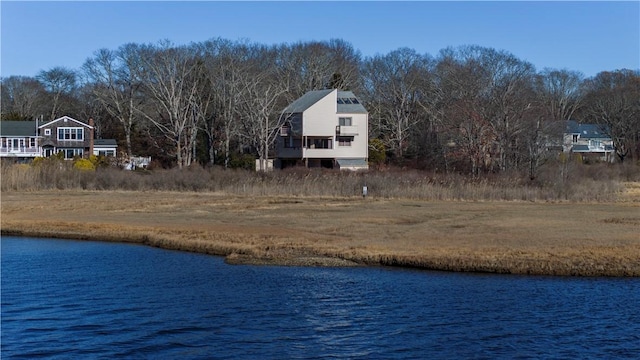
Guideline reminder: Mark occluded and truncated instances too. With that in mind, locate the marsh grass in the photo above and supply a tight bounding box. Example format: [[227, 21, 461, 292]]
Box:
[[2, 190, 639, 276], [2, 161, 637, 202]]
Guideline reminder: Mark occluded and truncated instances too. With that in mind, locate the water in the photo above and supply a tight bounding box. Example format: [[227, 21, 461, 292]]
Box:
[[2, 236, 639, 359]]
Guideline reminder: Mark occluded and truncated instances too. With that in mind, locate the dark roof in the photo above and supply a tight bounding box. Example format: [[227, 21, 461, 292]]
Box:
[[566, 120, 610, 139], [337, 91, 367, 114], [284, 89, 333, 113], [283, 89, 367, 114], [0, 121, 37, 137], [94, 139, 118, 147]]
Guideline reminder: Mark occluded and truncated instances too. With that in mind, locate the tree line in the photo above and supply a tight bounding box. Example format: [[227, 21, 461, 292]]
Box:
[[1, 38, 638, 175]]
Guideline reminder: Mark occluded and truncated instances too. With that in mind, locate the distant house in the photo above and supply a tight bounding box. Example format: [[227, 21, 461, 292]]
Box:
[[563, 120, 614, 163], [276, 89, 369, 170], [38, 116, 96, 159], [0, 116, 118, 162]]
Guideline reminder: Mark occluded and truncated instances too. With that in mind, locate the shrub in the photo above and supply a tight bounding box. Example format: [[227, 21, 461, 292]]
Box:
[[229, 153, 255, 170], [369, 138, 386, 166], [73, 158, 96, 171]]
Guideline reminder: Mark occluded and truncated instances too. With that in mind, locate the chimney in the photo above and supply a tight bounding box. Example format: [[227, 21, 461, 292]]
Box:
[[88, 118, 95, 158]]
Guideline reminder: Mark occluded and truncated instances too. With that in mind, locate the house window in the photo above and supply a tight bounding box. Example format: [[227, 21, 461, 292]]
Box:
[[98, 150, 115, 157], [572, 134, 579, 143], [306, 137, 332, 149], [44, 129, 51, 136], [58, 127, 84, 141], [11, 138, 24, 149], [337, 97, 360, 105], [62, 148, 83, 159], [284, 138, 302, 149], [338, 137, 353, 147], [30, 138, 36, 147], [339, 117, 352, 126]]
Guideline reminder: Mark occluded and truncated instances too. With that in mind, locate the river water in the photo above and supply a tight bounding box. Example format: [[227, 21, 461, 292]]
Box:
[[2, 236, 639, 359]]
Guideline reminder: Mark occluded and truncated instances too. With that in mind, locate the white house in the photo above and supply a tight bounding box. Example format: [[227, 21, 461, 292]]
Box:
[[563, 120, 615, 162], [276, 89, 368, 170]]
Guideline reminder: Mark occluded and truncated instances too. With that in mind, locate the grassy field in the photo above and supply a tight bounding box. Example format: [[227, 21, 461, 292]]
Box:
[[2, 186, 639, 276]]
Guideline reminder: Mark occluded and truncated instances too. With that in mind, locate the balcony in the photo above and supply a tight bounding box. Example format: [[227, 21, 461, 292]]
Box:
[[0, 147, 40, 157], [336, 125, 358, 136]]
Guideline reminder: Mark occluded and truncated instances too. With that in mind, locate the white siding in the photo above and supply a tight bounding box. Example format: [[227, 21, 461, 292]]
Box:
[[302, 90, 338, 136], [332, 113, 368, 159]]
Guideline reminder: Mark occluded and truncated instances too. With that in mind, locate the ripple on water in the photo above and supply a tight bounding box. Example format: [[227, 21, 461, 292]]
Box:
[[2, 237, 640, 359]]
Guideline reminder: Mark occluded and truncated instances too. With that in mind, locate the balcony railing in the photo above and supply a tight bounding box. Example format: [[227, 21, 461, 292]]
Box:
[[0, 147, 40, 156], [0, 147, 39, 153], [336, 125, 358, 136]]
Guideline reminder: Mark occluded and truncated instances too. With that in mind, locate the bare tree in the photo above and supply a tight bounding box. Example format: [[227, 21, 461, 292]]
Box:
[[361, 48, 432, 159], [236, 45, 290, 170], [435, 49, 494, 175], [36, 66, 77, 120], [83, 44, 145, 158], [0, 76, 47, 120], [436, 46, 537, 173], [137, 41, 203, 168], [480, 47, 536, 172], [198, 39, 254, 167], [280, 39, 362, 100], [581, 69, 640, 162], [536, 68, 584, 122], [524, 68, 584, 179]]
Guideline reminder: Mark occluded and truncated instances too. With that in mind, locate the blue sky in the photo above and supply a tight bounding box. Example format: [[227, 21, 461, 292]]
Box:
[[1, 1, 639, 79]]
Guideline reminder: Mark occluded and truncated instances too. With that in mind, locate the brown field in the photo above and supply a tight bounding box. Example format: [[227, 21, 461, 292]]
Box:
[[2, 188, 639, 276]]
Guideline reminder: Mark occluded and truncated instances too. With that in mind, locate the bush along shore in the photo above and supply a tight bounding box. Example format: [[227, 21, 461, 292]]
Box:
[[2, 184, 639, 277]]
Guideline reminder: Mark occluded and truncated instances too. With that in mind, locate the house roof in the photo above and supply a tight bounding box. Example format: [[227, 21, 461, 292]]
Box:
[[284, 89, 334, 113], [39, 116, 93, 129], [283, 89, 367, 114], [337, 91, 367, 114], [566, 120, 610, 139], [94, 139, 118, 147], [0, 121, 38, 137]]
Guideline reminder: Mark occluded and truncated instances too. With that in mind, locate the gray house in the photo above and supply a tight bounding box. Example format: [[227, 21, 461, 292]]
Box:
[[0, 116, 118, 161], [563, 120, 614, 162], [276, 89, 369, 170], [38, 116, 95, 159]]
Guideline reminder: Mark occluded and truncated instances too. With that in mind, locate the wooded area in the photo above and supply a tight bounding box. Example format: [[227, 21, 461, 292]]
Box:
[[2, 38, 639, 174]]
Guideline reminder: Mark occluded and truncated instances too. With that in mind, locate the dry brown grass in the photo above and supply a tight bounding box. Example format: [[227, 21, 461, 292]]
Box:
[[2, 189, 639, 276], [2, 162, 638, 202]]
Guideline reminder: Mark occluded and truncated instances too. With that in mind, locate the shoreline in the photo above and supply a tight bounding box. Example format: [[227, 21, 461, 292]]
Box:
[[3, 224, 638, 277], [2, 190, 639, 277]]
